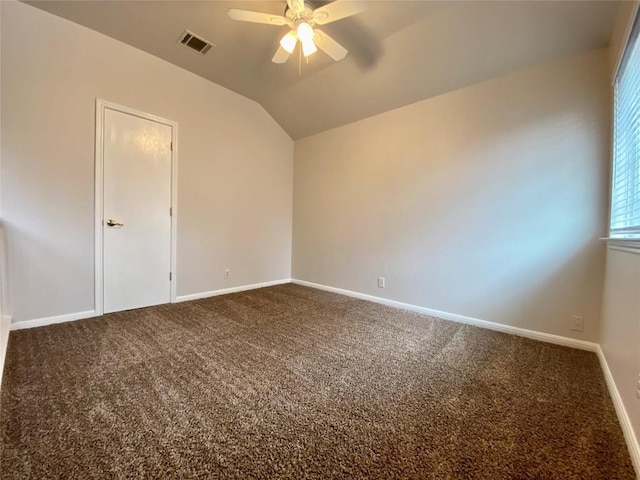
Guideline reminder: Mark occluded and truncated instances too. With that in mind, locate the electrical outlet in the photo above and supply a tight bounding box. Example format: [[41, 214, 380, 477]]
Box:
[[378, 277, 385, 288], [570, 315, 584, 332], [224, 269, 230, 280]]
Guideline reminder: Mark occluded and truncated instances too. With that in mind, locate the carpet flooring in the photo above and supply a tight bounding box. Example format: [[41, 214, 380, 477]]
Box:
[[0, 284, 635, 479]]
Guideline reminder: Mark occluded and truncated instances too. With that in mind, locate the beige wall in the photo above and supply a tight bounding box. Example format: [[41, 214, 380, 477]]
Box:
[[293, 49, 610, 342], [600, 248, 640, 450], [0, 1, 293, 322]]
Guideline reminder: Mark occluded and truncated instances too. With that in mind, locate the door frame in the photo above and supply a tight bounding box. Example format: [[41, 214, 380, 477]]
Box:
[[94, 99, 179, 316]]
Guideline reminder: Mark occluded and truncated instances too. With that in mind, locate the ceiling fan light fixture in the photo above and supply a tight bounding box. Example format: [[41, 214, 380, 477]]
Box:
[[280, 31, 298, 54], [296, 22, 314, 43], [229, 0, 366, 65], [302, 39, 317, 57]]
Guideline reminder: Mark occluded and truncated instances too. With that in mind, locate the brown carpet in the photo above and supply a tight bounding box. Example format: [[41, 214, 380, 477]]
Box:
[[0, 283, 635, 479]]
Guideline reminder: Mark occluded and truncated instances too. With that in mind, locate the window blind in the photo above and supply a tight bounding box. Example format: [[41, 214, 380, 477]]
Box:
[[612, 17, 640, 239]]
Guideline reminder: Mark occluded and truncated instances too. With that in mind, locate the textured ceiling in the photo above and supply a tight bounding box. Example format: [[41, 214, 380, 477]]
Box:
[[27, 1, 619, 139]]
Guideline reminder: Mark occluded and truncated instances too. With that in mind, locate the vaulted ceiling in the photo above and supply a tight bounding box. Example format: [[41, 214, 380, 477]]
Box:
[[27, 1, 618, 139]]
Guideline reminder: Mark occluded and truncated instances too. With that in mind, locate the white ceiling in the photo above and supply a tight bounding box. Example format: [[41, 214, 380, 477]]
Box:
[[26, 0, 619, 139]]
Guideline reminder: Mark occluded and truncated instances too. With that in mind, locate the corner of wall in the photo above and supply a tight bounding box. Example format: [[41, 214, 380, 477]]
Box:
[[609, 1, 640, 80]]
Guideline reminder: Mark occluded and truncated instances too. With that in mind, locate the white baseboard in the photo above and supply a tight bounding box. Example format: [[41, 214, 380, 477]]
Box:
[[174, 278, 292, 303], [596, 346, 640, 476], [291, 279, 598, 352], [9, 279, 293, 330], [10, 310, 96, 331]]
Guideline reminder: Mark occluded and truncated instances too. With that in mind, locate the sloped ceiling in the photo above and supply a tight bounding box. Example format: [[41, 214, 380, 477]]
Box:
[[26, 1, 618, 139]]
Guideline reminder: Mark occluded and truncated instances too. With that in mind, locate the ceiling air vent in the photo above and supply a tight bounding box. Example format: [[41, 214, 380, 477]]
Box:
[[178, 30, 214, 54]]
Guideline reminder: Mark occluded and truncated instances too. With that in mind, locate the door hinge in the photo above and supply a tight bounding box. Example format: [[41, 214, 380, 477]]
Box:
[[169, 207, 172, 217], [169, 272, 172, 281], [170, 141, 173, 151]]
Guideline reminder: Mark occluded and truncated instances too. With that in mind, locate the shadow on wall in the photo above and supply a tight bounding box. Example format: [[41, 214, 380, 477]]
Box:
[[394, 111, 606, 328]]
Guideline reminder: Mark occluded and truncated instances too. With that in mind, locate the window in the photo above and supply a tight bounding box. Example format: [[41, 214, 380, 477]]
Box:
[[612, 17, 640, 239]]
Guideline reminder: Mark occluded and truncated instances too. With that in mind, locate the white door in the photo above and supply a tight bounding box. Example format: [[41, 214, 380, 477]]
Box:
[[103, 108, 173, 313]]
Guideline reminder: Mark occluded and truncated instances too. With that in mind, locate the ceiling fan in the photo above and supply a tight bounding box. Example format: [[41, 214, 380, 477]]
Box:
[[228, 0, 366, 64]]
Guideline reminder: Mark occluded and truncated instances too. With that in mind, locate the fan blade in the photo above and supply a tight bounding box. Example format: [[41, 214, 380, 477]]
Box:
[[272, 46, 291, 64], [313, 30, 348, 61], [287, 0, 305, 15], [228, 9, 288, 26], [312, 1, 366, 25]]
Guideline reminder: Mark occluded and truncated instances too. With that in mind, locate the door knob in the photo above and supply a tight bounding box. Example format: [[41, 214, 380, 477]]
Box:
[[106, 219, 124, 227]]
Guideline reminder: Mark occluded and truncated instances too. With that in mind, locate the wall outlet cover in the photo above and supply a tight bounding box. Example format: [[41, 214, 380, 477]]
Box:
[[570, 315, 584, 332]]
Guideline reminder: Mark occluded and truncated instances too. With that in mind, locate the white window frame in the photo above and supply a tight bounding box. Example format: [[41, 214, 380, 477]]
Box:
[[609, 7, 640, 250]]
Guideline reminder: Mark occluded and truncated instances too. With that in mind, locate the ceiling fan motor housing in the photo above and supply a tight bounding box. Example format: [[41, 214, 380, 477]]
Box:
[[285, 5, 315, 25]]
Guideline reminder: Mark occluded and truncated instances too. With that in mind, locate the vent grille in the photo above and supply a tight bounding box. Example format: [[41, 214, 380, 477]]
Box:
[[178, 30, 214, 54]]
